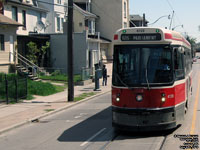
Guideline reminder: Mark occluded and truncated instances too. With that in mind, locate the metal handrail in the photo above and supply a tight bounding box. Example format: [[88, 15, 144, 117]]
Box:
[[17, 53, 41, 69], [13, 51, 44, 77]]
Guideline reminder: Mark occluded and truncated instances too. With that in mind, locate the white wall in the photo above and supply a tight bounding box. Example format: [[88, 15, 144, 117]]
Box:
[[38, 0, 67, 33], [3, 2, 47, 35]]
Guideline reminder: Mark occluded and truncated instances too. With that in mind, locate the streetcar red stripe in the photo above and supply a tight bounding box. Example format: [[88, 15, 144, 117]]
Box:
[[164, 33, 190, 47]]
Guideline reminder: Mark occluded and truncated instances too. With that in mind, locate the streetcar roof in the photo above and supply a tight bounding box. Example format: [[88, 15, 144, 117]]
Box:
[[114, 27, 191, 49]]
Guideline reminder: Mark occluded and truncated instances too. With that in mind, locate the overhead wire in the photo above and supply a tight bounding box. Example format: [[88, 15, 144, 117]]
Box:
[[165, 0, 188, 35]]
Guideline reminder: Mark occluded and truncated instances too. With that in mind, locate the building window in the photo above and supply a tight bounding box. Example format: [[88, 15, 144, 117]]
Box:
[[57, 17, 60, 31], [22, 10, 26, 28], [57, 0, 61, 4], [33, 0, 38, 6], [124, 22, 127, 28], [61, 18, 64, 31], [37, 13, 42, 22], [12, 6, 18, 21], [124, 1, 127, 18], [0, 35, 4, 51], [88, 20, 95, 34], [79, 22, 83, 27]]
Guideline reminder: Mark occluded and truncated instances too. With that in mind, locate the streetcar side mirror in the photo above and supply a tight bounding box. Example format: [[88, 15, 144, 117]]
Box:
[[173, 47, 184, 54], [178, 47, 184, 53]]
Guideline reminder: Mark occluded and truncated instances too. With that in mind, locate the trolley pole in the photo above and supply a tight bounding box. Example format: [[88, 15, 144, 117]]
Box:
[[67, 0, 74, 101], [169, 11, 174, 30]]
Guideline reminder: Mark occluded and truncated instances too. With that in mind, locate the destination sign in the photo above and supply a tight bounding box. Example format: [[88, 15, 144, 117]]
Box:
[[121, 34, 161, 41]]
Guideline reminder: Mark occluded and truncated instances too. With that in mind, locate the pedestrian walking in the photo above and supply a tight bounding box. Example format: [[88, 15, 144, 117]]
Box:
[[102, 65, 107, 86]]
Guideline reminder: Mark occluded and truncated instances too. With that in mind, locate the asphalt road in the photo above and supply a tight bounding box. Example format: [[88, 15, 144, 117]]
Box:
[[0, 60, 199, 150]]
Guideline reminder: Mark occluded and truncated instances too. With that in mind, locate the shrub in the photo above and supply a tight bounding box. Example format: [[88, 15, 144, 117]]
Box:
[[51, 70, 61, 76], [28, 80, 57, 96]]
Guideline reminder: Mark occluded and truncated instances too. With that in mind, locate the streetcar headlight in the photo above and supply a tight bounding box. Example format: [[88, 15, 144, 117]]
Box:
[[136, 94, 143, 102], [161, 97, 166, 102], [116, 97, 120, 102], [161, 93, 166, 102]]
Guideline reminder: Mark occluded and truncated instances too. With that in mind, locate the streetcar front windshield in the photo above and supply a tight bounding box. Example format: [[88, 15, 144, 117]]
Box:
[[113, 45, 173, 87]]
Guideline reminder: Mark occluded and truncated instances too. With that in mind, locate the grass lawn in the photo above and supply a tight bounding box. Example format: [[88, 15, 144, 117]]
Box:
[[0, 73, 94, 103], [28, 80, 66, 97], [39, 74, 82, 83]]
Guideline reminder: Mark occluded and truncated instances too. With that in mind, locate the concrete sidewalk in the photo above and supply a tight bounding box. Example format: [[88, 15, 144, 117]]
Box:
[[0, 63, 112, 135]]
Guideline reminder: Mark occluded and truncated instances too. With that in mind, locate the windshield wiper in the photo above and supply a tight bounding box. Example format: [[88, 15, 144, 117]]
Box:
[[115, 73, 133, 89], [145, 68, 150, 90], [145, 57, 150, 90]]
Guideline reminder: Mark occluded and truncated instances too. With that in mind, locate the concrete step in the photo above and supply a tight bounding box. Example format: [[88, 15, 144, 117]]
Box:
[[30, 76, 39, 80]]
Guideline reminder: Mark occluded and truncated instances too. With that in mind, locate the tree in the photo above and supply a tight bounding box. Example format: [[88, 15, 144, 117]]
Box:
[[186, 35, 197, 57], [40, 41, 50, 67], [186, 35, 196, 47], [26, 41, 40, 65], [26, 41, 50, 67]]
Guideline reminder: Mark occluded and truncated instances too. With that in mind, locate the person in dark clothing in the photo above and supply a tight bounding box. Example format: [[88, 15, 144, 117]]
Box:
[[102, 65, 107, 86]]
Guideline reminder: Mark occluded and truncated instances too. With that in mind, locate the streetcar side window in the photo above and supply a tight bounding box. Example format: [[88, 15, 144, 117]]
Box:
[[174, 48, 184, 80], [184, 48, 192, 75]]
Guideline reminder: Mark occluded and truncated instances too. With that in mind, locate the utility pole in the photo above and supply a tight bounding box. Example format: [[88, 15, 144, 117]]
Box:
[[68, 0, 74, 101]]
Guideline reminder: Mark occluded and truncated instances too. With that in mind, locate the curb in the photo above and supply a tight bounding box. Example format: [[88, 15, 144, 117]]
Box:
[[0, 90, 111, 135]]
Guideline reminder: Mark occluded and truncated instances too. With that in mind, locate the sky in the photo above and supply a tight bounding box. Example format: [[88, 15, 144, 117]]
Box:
[[129, 0, 200, 42]]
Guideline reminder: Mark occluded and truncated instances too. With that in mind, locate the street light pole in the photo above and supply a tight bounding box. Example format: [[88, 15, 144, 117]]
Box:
[[148, 15, 171, 25], [172, 24, 183, 30], [68, 0, 74, 102]]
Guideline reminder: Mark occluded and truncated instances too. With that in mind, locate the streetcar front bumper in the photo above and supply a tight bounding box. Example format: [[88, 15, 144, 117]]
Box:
[[112, 104, 185, 131]]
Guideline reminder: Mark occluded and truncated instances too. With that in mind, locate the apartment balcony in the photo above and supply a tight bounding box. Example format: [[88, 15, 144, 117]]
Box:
[[86, 30, 100, 41]]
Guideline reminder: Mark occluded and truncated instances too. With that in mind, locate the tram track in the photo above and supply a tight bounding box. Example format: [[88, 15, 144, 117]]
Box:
[[158, 135, 168, 150], [98, 131, 119, 150], [97, 129, 171, 150]]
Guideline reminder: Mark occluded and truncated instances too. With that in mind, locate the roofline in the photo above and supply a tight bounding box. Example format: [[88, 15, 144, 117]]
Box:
[[6, 1, 49, 12], [74, 3, 98, 19], [0, 14, 23, 26]]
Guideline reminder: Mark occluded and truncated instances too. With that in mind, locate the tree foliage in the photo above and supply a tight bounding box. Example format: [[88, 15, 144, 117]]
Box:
[[26, 42, 40, 65], [40, 41, 50, 66], [186, 35, 197, 47], [26, 41, 50, 66]]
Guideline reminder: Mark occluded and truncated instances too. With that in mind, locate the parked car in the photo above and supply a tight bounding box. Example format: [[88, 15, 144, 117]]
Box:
[[196, 56, 200, 59]]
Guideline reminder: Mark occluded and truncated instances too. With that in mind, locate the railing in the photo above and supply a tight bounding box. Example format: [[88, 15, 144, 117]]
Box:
[[0, 74, 27, 104], [87, 30, 100, 40], [81, 67, 92, 81], [13, 51, 44, 77]]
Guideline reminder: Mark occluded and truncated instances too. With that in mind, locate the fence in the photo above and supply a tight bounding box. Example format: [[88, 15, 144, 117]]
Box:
[[81, 67, 92, 81], [0, 74, 27, 104]]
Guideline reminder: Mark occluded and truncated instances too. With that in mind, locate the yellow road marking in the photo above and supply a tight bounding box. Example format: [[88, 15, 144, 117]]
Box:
[[190, 74, 200, 134]]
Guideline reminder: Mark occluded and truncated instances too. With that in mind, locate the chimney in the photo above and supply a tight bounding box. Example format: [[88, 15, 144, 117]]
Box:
[[143, 13, 146, 27]]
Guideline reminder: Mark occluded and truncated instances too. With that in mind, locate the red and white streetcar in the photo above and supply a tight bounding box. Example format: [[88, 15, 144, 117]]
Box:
[[112, 27, 193, 131]]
